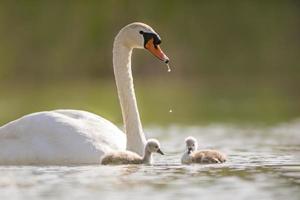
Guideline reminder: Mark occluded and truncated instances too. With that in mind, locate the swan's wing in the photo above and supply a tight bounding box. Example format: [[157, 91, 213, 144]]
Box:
[[0, 110, 126, 165]]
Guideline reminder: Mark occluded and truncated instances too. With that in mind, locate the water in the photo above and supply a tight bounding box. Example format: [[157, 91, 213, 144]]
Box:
[[0, 121, 300, 200], [166, 63, 171, 72]]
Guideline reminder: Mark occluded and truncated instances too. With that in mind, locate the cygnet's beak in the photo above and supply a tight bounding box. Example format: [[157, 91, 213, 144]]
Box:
[[157, 148, 164, 155], [188, 147, 193, 154], [145, 38, 169, 64]]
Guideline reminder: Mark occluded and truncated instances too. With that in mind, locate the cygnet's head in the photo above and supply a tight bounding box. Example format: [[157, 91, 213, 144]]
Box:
[[115, 22, 169, 63], [185, 136, 198, 154], [145, 139, 164, 155]]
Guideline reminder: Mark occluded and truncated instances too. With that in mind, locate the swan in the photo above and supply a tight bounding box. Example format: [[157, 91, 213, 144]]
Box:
[[181, 136, 226, 164], [0, 22, 169, 165], [101, 138, 164, 165]]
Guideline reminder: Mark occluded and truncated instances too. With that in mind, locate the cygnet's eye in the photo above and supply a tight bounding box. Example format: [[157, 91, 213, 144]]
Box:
[[139, 30, 144, 34], [155, 145, 158, 149]]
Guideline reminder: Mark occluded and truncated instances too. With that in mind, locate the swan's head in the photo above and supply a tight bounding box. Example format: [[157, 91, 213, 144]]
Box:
[[185, 136, 198, 154], [116, 22, 169, 63], [145, 138, 164, 155]]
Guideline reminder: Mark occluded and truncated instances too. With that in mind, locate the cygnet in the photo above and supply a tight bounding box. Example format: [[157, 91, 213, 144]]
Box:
[[101, 139, 164, 165], [181, 136, 226, 164]]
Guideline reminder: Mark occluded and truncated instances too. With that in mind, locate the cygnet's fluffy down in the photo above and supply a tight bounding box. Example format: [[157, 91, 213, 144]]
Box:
[[181, 136, 226, 164], [101, 139, 164, 165]]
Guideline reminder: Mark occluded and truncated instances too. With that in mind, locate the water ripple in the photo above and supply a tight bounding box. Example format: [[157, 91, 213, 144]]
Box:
[[1, 123, 300, 200]]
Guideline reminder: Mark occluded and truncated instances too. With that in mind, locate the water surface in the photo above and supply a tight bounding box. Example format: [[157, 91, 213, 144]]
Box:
[[0, 122, 299, 200]]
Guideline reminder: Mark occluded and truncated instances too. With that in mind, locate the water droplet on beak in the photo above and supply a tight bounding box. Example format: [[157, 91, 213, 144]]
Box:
[[166, 63, 171, 72]]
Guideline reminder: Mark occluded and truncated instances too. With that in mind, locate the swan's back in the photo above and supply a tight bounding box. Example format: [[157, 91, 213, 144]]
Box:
[[101, 151, 142, 165], [0, 110, 126, 165], [191, 150, 226, 164]]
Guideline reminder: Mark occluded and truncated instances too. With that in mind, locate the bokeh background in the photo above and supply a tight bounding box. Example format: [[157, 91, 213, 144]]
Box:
[[0, 1, 299, 126]]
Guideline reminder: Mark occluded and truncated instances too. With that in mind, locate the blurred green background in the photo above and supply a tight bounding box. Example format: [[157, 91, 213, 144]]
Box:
[[0, 1, 299, 126]]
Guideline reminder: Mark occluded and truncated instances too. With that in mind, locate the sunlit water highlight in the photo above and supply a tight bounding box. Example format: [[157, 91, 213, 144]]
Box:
[[0, 121, 299, 200]]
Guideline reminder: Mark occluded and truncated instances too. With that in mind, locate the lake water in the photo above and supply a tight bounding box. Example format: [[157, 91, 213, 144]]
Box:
[[0, 121, 299, 200]]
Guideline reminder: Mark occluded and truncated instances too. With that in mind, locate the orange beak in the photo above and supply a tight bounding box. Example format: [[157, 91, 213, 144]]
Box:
[[145, 38, 169, 63]]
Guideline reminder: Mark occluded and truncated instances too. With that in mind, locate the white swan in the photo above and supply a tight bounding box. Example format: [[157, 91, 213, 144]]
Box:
[[0, 22, 169, 165], [101, 138, 164, 165]]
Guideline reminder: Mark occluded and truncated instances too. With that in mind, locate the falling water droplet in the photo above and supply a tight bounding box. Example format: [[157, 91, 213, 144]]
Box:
[[169, 109, 173, 113], [166, 63, 171, 72]]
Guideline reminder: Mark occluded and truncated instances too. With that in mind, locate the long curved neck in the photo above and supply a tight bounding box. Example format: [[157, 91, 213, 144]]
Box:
[[113, 38, 146, 156]]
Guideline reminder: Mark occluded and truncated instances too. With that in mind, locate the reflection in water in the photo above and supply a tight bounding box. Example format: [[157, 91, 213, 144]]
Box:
[[0, 123, 300, 200], [120, 165, 142, 176]]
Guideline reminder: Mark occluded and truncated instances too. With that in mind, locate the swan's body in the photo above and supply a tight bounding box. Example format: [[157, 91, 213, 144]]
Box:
[[0, 22, 169, 165], [181, 137, 226, 164], [0, 110, 125, 165], [101, 139, 163, 165], [101, 151, 143, 165], [182, 150, 226, 164]]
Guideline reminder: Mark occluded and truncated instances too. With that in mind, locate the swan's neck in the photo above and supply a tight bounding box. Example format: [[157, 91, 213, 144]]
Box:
[[113, 40, 146, 156], [142, 150, 153, 164]]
